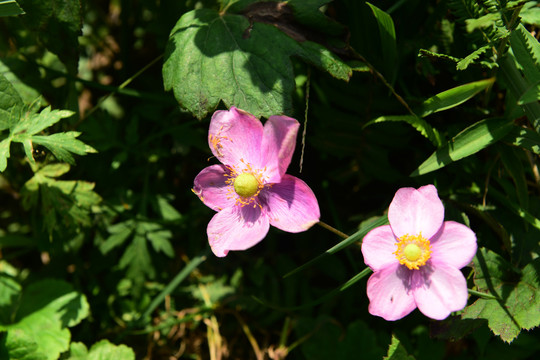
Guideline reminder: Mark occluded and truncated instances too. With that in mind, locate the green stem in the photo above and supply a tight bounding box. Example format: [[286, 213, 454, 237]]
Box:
[[317, 221, 349, 239]]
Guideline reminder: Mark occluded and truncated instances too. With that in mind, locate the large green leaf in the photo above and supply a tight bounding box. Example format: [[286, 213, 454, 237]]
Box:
[[505, 125, 540, 155], [384, 335, 415, 360], [163, 8, 351, 119], [0, 330, 47, 360], [510, 24, 540, 85], [0, 0, 24, 17], [0, 279, 90, 360], [411, 117, 513, 176], [462, 248, 540, 343]]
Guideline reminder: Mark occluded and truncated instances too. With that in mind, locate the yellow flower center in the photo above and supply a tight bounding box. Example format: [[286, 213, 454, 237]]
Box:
[[233, 173, 259, 198], [394, 233, 432, 270]]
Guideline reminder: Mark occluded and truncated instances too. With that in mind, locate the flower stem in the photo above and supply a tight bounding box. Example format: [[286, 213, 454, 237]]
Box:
[[467, 288, 498, 300], [317, 221, 349, 239]]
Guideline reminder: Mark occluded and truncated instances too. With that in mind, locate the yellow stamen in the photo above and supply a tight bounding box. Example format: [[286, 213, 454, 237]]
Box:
[[224, 161, 266, 207], [394, 233, 432, 270]]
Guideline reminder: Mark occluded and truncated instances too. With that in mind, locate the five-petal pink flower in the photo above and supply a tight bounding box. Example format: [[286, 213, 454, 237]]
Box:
[[361, 185, 477, 321], [193, 107, 320, 257]]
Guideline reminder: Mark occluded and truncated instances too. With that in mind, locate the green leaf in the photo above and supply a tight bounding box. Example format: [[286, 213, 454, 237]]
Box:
[[163, 8, 351, 119], [383, 334, 415, 360], [456, 45, 491, 70], [0, 0, 25, 17], [411, 117, 513, 176], [462, 248, 540, 343], [119, 234, 155, 280], [498, 145, 528, 211], [21, 164, 102, 234], [0, 274, 21, 325], [505, 125, 540, 155], [366, 2, 397, 83], [0, 279, 90, 360], [100, 221, 135, 254], [156, 195, 182, 221], [0, 329, 47, 360], [418, 78, 495, 117], [517, 81, 540, 105], [364, 115, 442, 147], [0, 137, 12, 172], [0, 72, 24, 131], [30, 132, 97, 165], [65, 340, 135, 360], [12, 106, 73, 135], [510, 24, 540, 85]]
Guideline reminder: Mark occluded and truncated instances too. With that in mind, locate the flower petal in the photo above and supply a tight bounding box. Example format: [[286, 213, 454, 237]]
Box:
[[412, 263, 468, 320], [366, 263, 417, 321], [193, 164, 236, 212], [261, 175, 320, 232], [361, 225, 399, 272], [388, 185, 444, 239], [207, 205, 269, 257], [430, 221, 477, 269], [209, 107, 263, 168], [260, 115, 300, 183]]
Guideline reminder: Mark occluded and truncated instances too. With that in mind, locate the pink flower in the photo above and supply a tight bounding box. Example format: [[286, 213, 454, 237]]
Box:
[[193, 107, 320, 257], [361, 185, 477, 321]]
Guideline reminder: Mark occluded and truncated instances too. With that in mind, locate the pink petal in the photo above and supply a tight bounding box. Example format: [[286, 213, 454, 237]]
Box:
[[260, 175, 320, 232], [193, 164, 236, 211], [366, 263, 417, 321], [208, 107, 263, 168], [388, 185, 444, 239], [412, 263, 468, 320], [207, 205, 270, 257], [260, 115, 300, 183], [430, 221, 477, 269], [361, 225, 399, 272]]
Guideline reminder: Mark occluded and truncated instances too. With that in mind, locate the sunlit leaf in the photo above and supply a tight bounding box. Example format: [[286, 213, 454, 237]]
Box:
[[510, 24, 540, 85], [462, 248, 540, 343], [65, 340, 135, 360], [411, 117, 513, 176], [505, 126, 540, 155], [456, 45, 491, 70], [418, 78, 495, 117], [364, 115, 442, 147], [517, 81, 540, 105], [163, 7, 351, 119], [383, 334, 415, 360], [0, 329, 46, 360], [0, 0, 24, 17]]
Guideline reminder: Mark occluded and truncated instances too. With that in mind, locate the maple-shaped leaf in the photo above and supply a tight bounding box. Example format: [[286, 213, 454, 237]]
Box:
[[163, 5, 351, 119], [21, 163, 102, 235], [461, 248, 540, 343], [0, 106, 97, 171]]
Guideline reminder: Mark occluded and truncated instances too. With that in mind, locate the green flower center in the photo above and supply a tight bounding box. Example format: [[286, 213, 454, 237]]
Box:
[[393, 233, 432, 270], [233, 173, 259, 198], [403, 244, 422, 261]]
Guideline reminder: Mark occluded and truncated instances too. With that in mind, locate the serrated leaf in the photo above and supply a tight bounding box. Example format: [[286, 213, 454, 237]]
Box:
[[419, 78, 495, 117], [0, 72, 23, 131], [462, 248, 540, 343], [510, 24, 540, 85], [456, 45, 491, 70], [13, 106, 73, 135], [101, 221, 135, 254], [156, 195, 182, 221], [411, 117, 513, 176], [364, 115, 442, 147], [163, 8, 350, 119], [30, 132, 96, 165], [418, 48, 460, 63], [119, 234, 155, 280], [21, 164, 102, 234], [384, 335, 415, 360], [0, 0, 25, 17]]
